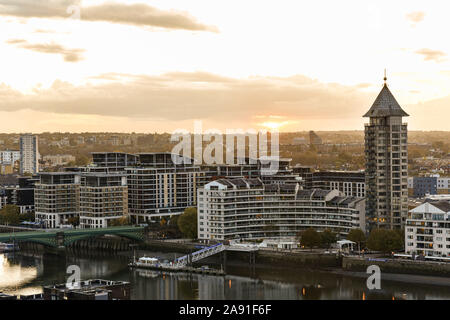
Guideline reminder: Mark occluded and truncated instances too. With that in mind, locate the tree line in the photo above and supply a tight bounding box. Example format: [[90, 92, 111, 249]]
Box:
[[297, 228, 404, 253]]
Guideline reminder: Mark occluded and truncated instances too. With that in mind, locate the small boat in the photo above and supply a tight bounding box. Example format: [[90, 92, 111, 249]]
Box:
[[0, 243, 18, 253], [129, 256, 226, 276], [129, 256, 173, 270]]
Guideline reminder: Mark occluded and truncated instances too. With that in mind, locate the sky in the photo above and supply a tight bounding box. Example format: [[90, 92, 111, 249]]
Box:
[[0, 0, 449, 133]]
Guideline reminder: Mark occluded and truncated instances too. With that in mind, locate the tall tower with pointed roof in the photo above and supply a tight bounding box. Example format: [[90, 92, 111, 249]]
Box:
[[364, 76, 409, 230]]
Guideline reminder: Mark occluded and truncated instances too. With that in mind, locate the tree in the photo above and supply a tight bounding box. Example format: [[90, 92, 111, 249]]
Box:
[[347, 229, 366, 252], [75, 155, 90, 166], [298, 228, 321, 251], [109, 215, 129, 227], [367, 229, 403, 253], [177, 207, 198, 239], [20, 211, 35, 223], [0, 204, 20, 225], [68, 216, 80, 227], [320, 229, 337, 249]]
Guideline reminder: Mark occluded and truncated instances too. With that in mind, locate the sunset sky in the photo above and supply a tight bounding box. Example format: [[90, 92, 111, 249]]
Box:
[[0, 0, 449, 133]]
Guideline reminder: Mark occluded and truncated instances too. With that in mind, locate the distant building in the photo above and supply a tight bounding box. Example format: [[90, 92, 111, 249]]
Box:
[[0, 164, 13, 175], [292, 137, 307, 145], [364, 78, 409, 230], [405, 200, 450, 257], [76, 136, 85, 145], [86, 136, 96, 144], [197, 178, 365, 242], [407, 175, 450, 198], [43, 154, 76, 167], [309, 131, 322, 145], [109, 135, 120, 146], [20, 134, 39, 175], [0, 150, 20, 164]]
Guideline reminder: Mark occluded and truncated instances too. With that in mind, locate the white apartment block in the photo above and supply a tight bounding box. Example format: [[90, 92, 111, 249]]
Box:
[[197, 178, 365, 242], [0, 150, 20, 164], [405, 200, 450, 257], [20, 134, 39, 174], [437, 177, 450, 194]]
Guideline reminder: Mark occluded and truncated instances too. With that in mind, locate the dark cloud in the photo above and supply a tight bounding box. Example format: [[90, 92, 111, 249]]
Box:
[[406, 11, 425, 23], [6, 38, 85, 62], [0, 72, 372, 122], [415, 48, 447, 63], [0, 0, 218, 32]]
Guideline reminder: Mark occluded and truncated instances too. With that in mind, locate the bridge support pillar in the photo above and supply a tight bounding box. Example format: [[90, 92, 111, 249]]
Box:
[[221, 251, 227, 273], [56, 232, 65, 247], [44, 245, 67, 257], [249, 251, 256, 265]]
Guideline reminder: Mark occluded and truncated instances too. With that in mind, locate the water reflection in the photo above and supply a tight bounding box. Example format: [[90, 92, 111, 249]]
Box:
[[1, 252, 450, 300]]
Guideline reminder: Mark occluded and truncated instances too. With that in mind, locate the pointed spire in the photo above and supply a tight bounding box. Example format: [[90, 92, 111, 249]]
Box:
[[363, 73, 409, 117]]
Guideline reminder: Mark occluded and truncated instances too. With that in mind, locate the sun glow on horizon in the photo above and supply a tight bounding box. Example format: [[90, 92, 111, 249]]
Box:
[[259, 121, 290, 130]]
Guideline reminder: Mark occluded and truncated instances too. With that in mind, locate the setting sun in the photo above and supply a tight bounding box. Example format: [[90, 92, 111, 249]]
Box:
[[259, 121, 289, 130]]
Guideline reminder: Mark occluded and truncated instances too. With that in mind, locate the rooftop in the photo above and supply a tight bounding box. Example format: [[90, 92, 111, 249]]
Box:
[[363, 83, 409, 118]]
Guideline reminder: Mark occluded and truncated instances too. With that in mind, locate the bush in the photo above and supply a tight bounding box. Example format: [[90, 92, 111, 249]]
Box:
[[178, 207, 198, 239], [367, 229, 403, 253]]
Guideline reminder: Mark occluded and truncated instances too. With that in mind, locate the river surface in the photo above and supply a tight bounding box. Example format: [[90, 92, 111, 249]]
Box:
[[1, 251, 450, 300]]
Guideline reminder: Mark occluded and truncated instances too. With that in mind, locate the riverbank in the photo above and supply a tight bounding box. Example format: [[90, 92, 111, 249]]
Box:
[[330, 268, 450, 287], [141, 240, 342, 268], [342, 256, 450, 277], [141, 240, 450, 280]]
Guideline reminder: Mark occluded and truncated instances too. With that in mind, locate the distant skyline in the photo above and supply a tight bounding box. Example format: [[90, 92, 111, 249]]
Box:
[[0, 0, 449, 133]]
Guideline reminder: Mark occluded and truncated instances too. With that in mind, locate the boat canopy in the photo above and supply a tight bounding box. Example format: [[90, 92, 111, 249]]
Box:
[[139, 257, 158, 262]]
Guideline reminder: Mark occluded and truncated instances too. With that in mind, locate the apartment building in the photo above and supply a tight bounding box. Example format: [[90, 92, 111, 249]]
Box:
[[20, 134, 39, 174], [35, 173, 80, 228], [91, 152, 138, 171], [405, 200, 450, 257], [0, 150, 20, 164], [79, 173, 128, 229], [364, 78, 409, 230], [311, 171, 365, 198], [197, 178, 365, 242], [126, 153, 205, 222], [292, 167, 365, 198], [202, 157, 300, 185], [42, 154, 76, 167], [0, 189, 7, 210], [408, 175, 450, 198]]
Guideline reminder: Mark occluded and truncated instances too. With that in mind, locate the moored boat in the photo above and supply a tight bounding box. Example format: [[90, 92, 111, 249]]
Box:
[[0, 243, 18, 253]]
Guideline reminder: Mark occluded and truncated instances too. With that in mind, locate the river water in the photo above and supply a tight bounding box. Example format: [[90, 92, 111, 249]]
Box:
[[1, 251, 450, 300]]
